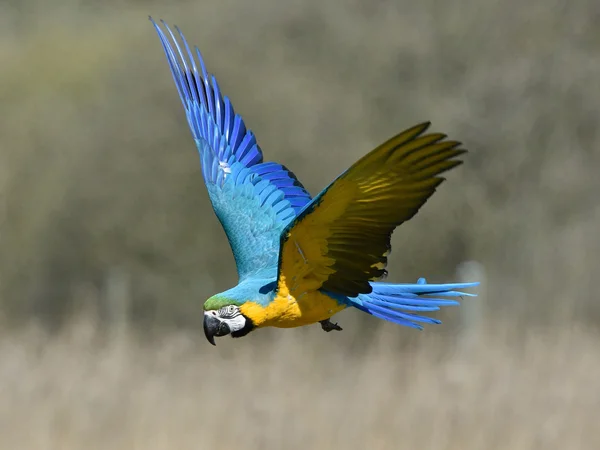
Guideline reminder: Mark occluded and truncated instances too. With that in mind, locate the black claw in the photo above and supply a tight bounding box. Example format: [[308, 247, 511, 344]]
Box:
[[320, 319, 343, 332]]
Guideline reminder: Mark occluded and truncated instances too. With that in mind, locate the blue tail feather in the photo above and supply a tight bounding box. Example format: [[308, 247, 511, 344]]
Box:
[[349, 278, 479, 330]]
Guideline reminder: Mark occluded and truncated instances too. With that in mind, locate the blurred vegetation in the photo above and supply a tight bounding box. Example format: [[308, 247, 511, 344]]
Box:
[[1, 0, 599, 448], [0, 317, 597, 449], [2, 0, 599, 331]]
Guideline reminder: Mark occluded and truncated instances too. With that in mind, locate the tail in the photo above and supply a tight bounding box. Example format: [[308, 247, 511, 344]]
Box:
[[349, 278, 479, 329]]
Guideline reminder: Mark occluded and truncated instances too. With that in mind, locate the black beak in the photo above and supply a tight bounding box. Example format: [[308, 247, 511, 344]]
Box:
[[203, 314, 231, 346]]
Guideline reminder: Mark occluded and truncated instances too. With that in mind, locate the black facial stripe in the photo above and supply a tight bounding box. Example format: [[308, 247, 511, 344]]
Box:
[[218, 306, 240, 319], [231, 315, 254, 338]]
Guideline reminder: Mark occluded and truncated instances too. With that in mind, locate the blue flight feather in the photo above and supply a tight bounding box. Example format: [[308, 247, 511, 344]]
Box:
[[151, 18, 312, 280], [348, 279, 479, 329]]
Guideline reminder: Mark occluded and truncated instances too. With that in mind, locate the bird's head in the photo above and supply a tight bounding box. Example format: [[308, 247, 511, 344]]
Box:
[[203, 297, 254, 346]]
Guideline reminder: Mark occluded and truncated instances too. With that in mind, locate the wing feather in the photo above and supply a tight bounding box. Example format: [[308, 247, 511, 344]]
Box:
[[151, 18, 312, 279], [276, 122, 466, 297]]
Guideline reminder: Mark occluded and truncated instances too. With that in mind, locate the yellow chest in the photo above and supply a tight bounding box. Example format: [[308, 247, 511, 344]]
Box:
[[239, 286, 346, 329]]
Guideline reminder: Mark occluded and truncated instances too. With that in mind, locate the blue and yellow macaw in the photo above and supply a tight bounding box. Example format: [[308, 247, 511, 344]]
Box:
[[151, 18, 478, 345]]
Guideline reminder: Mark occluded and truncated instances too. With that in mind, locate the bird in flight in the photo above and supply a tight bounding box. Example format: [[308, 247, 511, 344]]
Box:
[[150, 18, 478, 345]]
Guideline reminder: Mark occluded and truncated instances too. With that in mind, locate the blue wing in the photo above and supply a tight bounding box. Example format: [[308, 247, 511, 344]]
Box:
[[151, 18, 312, 280]]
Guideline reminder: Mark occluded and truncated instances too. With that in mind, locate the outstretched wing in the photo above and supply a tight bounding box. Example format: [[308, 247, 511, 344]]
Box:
[[151, 18, 312, 280], [276, 122, 466, 297]]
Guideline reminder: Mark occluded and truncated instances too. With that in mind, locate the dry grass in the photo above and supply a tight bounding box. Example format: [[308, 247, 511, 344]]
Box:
[[0, 316, 598, 449]]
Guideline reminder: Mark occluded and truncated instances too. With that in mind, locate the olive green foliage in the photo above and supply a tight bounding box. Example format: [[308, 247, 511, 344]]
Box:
[[3, 0, 599, 328]]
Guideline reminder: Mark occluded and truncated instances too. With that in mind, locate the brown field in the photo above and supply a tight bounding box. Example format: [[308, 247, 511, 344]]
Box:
[[1, 0, 599, 448], [0, 315, 598, 449]]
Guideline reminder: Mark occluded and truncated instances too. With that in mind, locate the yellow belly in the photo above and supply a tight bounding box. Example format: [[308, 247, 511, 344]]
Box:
[[239, 288, 346, 329]]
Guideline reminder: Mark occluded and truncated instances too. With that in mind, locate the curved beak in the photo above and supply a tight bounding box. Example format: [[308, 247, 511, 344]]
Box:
[[203, 314, 231, 346]]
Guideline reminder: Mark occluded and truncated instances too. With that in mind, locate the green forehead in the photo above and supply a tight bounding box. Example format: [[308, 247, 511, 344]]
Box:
[[203, 295, 243, 310]]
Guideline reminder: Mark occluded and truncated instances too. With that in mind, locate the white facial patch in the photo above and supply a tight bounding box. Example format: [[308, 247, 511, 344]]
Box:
[[205, 305, 246, 333]]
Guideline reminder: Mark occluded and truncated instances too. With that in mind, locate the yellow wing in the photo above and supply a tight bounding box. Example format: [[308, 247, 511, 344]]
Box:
[[276, 122, 466, 298]]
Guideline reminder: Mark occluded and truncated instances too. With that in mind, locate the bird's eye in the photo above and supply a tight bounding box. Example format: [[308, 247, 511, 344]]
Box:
[[218, 305, 238, 318]]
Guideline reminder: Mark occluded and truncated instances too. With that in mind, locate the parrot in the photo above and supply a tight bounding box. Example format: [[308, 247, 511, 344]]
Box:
[[150, 18, 478, 345]]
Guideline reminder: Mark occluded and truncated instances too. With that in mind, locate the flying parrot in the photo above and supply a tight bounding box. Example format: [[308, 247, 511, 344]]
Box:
[[150, 18, 478, 345]]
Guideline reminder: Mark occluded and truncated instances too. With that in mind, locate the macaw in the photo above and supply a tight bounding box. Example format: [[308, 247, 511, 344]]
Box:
[[150, 18, 478, 345]]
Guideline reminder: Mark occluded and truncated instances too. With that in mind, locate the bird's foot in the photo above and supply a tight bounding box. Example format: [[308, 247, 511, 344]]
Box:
[[320, 319, 343, 332]]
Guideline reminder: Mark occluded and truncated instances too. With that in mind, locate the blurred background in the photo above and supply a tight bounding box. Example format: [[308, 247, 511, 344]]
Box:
[[1, 0, 599, 448]]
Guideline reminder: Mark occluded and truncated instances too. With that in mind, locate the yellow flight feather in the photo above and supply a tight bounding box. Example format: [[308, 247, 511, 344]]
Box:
[[277, 122, 466, 298]]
